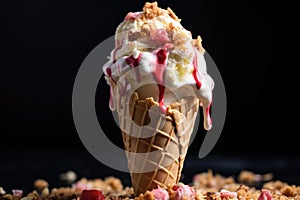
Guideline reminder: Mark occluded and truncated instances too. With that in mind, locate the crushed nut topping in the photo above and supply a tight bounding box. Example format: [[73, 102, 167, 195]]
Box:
[[167, 7, 181, 22], [142, 2, 163, 20], [193, 36, 205, 54], [1, 170, 300, 200]]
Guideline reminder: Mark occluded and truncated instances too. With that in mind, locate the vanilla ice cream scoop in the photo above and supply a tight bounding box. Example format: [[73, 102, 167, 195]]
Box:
[[103, 2, 214, 130]]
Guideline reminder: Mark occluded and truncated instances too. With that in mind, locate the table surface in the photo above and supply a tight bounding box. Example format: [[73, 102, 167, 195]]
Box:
[[1, 150, 300, 194]]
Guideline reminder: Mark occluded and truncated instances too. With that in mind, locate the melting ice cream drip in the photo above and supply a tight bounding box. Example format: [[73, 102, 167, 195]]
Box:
[[103, 3, 214, 130], [192, 48, 212, 130], [153, 49, 168, 113], [192, 49, 202, 90]]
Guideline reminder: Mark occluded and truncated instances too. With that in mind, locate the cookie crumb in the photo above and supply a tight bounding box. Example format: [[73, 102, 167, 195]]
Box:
[[0, 187, 5, 195], [281, 185, 294, 197], [136, 191, 154, 200], [33, 179, 48, 191], [167, 7, 181, 22], [193, 36, 205, 54], [41, 187, 49, 197], [59, 170, 77, 183], [142, 2, 163, 20]]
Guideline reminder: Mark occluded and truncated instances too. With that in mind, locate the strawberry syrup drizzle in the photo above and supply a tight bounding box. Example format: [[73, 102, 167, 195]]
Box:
[[153, 49, 168, 112], [125, 53, 142, 82], [157, 84, 166, 112], [105, 67, 115, 110], [105, 67, 116, 83], [205, 101, 212, 126], [192, 50, 202, 89], [192, 48, 212, 130], [106, 38, 124, 110]]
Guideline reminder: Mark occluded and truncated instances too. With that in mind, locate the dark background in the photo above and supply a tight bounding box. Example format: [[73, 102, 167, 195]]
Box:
[[0, 0, 299, 191]]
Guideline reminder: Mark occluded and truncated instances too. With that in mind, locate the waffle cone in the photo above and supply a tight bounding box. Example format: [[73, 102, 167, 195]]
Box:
[[116, 85, 199, 196]]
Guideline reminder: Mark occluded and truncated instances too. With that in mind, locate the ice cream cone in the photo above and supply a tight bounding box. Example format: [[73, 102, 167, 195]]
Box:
[[103, 2, 214, 196], [117, 85, 199, 196]]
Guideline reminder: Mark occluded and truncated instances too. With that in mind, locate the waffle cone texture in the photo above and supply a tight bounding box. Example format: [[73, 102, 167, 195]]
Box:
[[117, 86, 199, 196]]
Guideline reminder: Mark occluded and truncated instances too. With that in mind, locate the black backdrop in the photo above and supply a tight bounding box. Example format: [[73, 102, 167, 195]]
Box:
[[1, 0, 298, 155]]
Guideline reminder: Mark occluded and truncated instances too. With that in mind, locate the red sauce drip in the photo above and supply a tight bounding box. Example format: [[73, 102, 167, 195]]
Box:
[[106, 66, 115, 109], [125, 54, 142, 67], [153, 49, 168, 113], [205, 102, 212, 126], [158, 84, 166, 112], [157, 49, 167, 64], [192, 50, 202, 89], [105, 65, 116, 84], [106, 67, 112, 77], [125, 53, 142, 82]]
